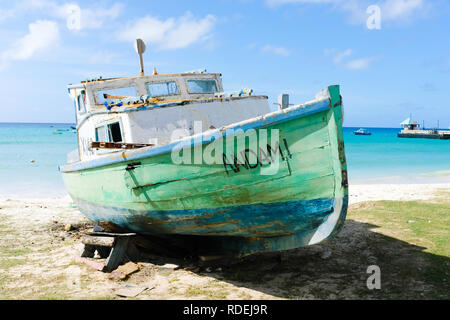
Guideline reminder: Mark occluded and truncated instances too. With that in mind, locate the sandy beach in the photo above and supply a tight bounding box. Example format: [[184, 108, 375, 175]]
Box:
[[0, 183, 449, 300], [349, 183, 450, 204]]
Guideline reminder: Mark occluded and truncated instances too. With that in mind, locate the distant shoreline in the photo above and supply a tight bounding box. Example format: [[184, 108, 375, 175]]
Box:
[[0, 122, 404, 129], [1, 122, 449, 130]]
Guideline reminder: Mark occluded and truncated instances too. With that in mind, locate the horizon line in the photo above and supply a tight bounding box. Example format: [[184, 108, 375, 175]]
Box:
[[0, 121, 406, 129]]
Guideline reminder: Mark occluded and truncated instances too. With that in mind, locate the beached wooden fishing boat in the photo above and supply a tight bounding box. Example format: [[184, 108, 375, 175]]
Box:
[[60, 47, 348, 257]]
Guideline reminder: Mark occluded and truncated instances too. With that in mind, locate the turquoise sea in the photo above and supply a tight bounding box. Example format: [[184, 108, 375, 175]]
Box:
[[1, 123, 450, 198]]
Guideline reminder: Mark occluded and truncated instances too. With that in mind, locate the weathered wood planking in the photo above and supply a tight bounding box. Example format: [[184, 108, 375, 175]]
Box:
[[81, 235, 115, 247]]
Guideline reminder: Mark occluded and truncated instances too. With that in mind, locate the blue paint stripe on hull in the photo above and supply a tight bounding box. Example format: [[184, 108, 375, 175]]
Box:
[[75, 196, 348, 256], [220, 196, 348, 256], [76, 197, 336, 237]]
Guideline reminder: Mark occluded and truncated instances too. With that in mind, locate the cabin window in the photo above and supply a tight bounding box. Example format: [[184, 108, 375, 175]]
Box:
[[95, 126, 107, 142], [95, 122, 123, 143], [187, 80, 218, 93], [77, 90, 87, 113], [96, 86, 137, 104], [108, 122, 122, 142], [147, 81, 179, 97]]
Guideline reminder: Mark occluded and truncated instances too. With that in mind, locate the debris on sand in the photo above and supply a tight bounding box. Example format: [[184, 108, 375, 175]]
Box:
[[108, 262, 141, 281], [184, 266, 200, 273], [321, 250, 332, 260], [108, 270, 126, 281], [73, 256, 104, 271], [159, 263, 180, 271], [114, 284, 152, 298]]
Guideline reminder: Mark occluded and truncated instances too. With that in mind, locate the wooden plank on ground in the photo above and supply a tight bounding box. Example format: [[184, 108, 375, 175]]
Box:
[[87, 232, 137, 237], [81, 235, 115, 247]]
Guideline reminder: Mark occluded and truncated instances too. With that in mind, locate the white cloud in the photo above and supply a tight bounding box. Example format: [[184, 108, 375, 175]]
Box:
[[331, 48, 352, 63], [344, 57, 376, 70], [0, 9, 14, 21], [261, 44, 291, 56], [0, 20, 59, 70], [325, 48, 376, 70], [15, 0, 123, 30], [382, 0, 424, 20], [55, 3, 123, 30], [266, 0, 427, 25], [117, 12, 216, 50]]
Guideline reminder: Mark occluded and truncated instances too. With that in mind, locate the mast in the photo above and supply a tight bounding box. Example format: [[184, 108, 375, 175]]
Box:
[[135, 39, 146, 76]]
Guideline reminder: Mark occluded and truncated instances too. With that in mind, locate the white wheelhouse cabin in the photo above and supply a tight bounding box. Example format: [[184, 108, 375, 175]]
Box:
[[67, 71, 271, 163]]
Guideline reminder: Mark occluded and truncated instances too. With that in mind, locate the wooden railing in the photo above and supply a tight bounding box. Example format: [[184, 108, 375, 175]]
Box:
[[91, 142, 154, 150]]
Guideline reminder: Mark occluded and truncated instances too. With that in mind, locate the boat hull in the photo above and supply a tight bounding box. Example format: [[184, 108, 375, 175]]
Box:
[[73, 195, 348, 257], [61, 85, 348, 257]]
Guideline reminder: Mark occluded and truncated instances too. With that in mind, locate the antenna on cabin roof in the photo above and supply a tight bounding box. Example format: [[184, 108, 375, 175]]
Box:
[[134, 39, 146, 76]]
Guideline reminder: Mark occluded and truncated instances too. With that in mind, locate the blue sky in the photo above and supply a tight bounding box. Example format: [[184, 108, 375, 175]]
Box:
[[0, 0, 449, 128]]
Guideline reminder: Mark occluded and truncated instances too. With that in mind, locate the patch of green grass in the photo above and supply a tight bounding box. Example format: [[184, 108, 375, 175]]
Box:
[[63, 239, 75, 246], [38, 286, 72, 300], [36, 245, 58, 253], [209, 290, 228, 300], [0, 214, 11, 231], [88, 295, 117, 300], [0, 270, 99, 300], [184, 286, 204, 297], [0, 274, 8, 287], [184, 286, 228, 299], [0, 258, 26, 269], [168, 286, 179, 295], [349, 200, 450, 299], [350, 200, 450, 257], [0, 247, 33, 257]]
